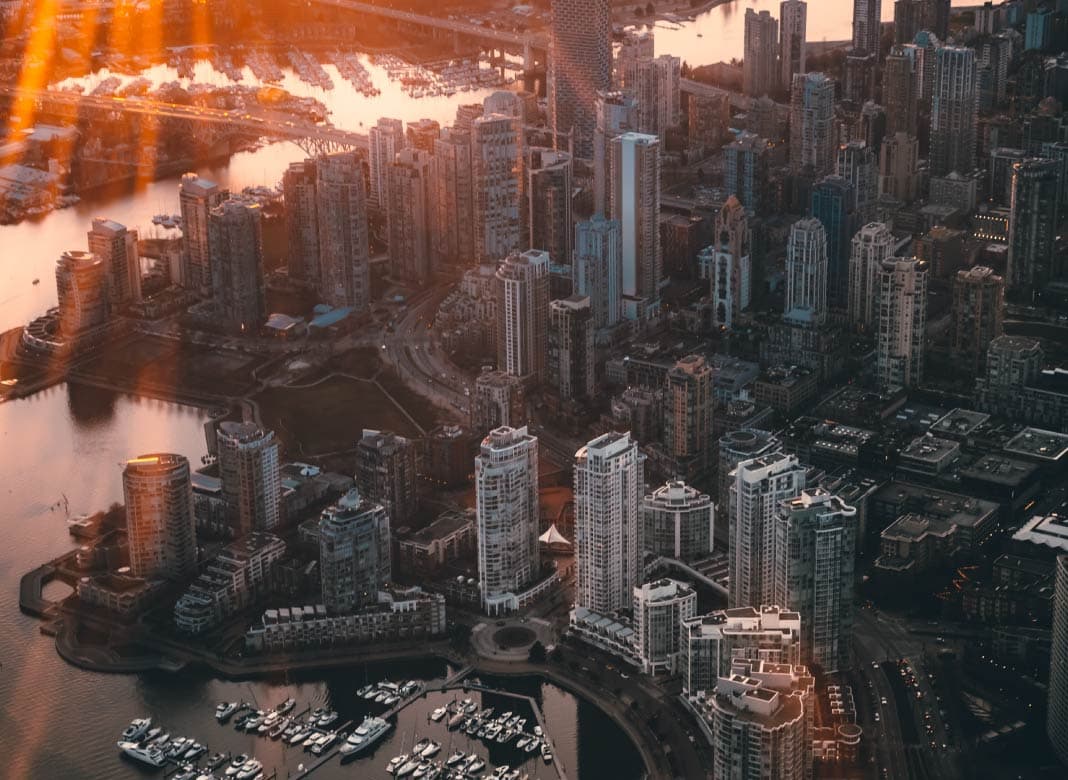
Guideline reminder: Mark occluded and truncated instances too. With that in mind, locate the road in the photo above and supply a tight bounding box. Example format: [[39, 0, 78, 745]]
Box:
[[854, 607, 962, 780], [379, 284, 472, 421], [309, 0, 547, 52]]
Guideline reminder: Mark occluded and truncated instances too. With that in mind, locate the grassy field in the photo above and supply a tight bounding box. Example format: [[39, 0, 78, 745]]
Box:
[[256, 375, 422, 456]]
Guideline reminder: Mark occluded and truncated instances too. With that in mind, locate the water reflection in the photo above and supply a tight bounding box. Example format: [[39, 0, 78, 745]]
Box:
[[650, 0, 970, 66], [66, 382, 118, 428]]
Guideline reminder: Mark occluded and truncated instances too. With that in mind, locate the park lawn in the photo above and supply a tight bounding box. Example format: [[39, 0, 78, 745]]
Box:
[[256, 375, 421, 456]]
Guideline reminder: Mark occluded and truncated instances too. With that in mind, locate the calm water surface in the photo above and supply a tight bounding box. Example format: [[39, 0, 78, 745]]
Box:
[[0, 386, 641, 779], [653, 0, 975, 63]]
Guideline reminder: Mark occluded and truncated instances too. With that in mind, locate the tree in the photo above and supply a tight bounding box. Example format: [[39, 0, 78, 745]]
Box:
[[646, 2, 655, 15], [449, 623, 472, 651], [528, 640, 547, 663]]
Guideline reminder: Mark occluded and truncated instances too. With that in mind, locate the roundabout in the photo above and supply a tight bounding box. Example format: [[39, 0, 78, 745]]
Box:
[[471, 617, 555, 661]]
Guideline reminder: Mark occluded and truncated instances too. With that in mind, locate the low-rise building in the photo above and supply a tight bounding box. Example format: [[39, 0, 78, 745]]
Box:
[[174, 532, 286, 634], [245, 586, 446, 652], [975, 336, 1068, 431], [1012, 511, 1068, 559], [753, 365, 819, 415], [960, 553, 1054, 626], [568, 605, 639, 664], [876, 498, 998, 575], [77, 571, 161, 617], [395, 509, 476, 575], [899, 434, 962, 477]]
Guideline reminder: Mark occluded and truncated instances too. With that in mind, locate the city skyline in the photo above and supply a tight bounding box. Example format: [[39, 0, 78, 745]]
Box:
[[2, 1, 1067, 779]]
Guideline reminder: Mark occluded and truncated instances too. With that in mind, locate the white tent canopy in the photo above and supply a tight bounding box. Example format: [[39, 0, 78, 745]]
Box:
[[539, 523, 571, 546]]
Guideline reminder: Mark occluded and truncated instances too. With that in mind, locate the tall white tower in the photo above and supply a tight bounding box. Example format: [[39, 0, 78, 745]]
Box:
[[574, 431, 645, 614], [784, 218, 829, 326], [876, 257, 928, 389], [848, 222, 895, 331], [609, 132, 661, 317], [476, 426, 541, 614], [727, 452, 806, 610]]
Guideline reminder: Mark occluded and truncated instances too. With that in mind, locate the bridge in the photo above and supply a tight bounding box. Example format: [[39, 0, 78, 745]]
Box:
[[0, 86, 367, 157], [308, 0, 548, 71]]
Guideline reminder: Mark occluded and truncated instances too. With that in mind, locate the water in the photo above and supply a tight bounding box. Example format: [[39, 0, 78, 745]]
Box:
[[0, 385, 641, 779], [1, 54, 505, 334], [652, 0, 975, 65]]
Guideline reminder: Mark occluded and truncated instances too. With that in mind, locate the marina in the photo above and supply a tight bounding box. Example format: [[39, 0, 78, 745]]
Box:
[[107, 674, 571, 780]]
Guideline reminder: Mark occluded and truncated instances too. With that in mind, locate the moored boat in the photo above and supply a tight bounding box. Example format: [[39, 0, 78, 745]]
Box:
[[117, 741, 167, 768]]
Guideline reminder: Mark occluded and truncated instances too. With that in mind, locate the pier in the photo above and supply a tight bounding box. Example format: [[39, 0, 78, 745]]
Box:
[[288, 669, 567, 780], [115, 667, 571, 780]]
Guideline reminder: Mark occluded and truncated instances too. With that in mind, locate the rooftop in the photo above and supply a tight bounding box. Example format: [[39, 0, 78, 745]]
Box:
[[874, 482, 999, 528], [1004, 428, 1068, 462], [930, 408, 991, 438], [400, 509, 474, 545], [1013, 512, 1068, 553], [881, 512, 958, 543], [959, 454, 1038, 487], [900, 434, 961, 466]]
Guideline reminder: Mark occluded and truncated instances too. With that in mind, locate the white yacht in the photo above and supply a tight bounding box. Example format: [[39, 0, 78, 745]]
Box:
[[339, 715, 392, 756], [445, 750, 466, 767], [234, 759, 263, 780], [386, 753, 409, 773], [430, 706, 447, 722], [117, 741, 167, 768], [312, 731, 339, 755], [224, 754, 249, 776], [396, 757, 422, 777], [420, 740, 441, 758], [215, 701, 239, 722], [121, 718, 153, 742], [541, 743, 553, 762]]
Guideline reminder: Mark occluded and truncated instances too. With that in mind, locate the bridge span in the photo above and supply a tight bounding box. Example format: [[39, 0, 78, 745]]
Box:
[[1, 85, 367, 157], [308, 0, 548, 69]]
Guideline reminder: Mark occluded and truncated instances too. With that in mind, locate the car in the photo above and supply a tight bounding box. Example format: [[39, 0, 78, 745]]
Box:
[[881, 697, 888, 706], [874, 713, 881, 722]]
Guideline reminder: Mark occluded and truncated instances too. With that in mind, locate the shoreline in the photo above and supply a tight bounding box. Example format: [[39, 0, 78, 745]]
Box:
[[21, 564, 666, 777], [48, 627, 663, 780]]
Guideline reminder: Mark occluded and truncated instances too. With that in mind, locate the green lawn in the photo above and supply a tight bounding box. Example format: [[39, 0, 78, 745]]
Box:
[[256, 375, 421, 456]]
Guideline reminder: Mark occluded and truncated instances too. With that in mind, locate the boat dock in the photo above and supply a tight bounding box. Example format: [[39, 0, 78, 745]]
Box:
[[121, 668, 567, 780], [458, 681, 568, 780], [292, 668, 567, 780]]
